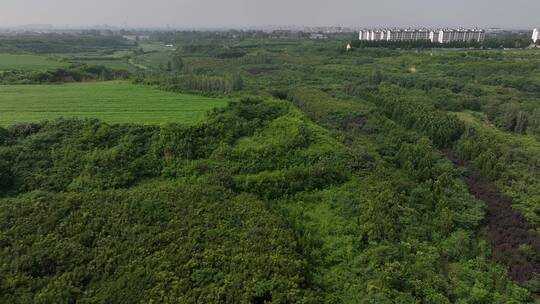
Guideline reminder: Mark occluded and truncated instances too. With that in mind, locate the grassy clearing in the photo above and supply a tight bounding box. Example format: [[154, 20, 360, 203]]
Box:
[[133, 52, 173, 70], [0, 54, 67, 70], [0, 81, 227, 126], [139, 42, 176, 52]]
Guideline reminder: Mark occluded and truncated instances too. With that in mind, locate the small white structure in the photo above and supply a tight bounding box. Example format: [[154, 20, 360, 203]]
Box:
[[346, 43, 352, 51], [533, 29, 540, 44], [123, 35, 150, 41], [310, 33, 327, 40]]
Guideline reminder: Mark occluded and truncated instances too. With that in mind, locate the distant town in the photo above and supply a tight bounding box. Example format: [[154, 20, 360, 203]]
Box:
[[0, 23, 538, 45]]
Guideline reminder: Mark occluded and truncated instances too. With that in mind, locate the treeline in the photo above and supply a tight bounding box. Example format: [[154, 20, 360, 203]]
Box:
[[377, 94, 465, 147], [181, 43, 248, 59], [484, 100, 540, 135], [482, 37, 533, 49], [149, 30, 271, 44], [354, 67, 540, 138], [0, 33, 133, 54], [0, 64, 131, 84], [344, 80, 466, 147], [137, 73, 243, 95], [482, 75, 540, 94], [380, 73, 484, 111], [135, 50, 245, 95]]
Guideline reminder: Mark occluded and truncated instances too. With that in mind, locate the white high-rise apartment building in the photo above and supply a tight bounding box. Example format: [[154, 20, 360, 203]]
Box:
[[358, 28, 485, 43], [360, 30, 387, 41], [358, 30, 369, 41], [429, 31, 440, 43], [436, 29, 485, 43], [533, 29, 540, 44]]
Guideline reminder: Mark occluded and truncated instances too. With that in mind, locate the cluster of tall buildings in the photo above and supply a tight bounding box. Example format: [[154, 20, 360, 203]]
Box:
[[358, 28, 485, 43], [533, 29, 539, 44]]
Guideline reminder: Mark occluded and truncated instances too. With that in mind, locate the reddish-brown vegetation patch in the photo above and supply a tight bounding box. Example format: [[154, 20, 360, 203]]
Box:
[[444, 150, 540, 282]]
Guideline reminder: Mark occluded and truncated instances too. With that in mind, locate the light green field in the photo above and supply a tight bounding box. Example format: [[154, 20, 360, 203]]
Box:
[[0, 81, 227, 126], [134, 52, 173, 70], [0, 54, 67, 70], [139, 42, 176, 52]]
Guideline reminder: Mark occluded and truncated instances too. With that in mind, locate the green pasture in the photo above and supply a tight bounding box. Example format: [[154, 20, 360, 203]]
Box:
[[0, 81, 227, 126], [0, 54, 67, 70]]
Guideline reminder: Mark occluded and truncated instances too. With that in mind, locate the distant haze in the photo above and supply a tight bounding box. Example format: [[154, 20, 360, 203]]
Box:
[[0, 0, 537, 29]]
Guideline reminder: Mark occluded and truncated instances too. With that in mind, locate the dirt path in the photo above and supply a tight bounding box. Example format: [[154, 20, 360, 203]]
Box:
[[444, 150, 540, 283]]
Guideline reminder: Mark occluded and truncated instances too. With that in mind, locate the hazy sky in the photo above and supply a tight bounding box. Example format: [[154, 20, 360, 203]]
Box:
[[0, 0, 537, 29]]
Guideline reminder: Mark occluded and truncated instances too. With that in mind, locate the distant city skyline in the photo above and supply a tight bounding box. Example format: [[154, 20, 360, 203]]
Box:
[[0, 0, 537, 30]]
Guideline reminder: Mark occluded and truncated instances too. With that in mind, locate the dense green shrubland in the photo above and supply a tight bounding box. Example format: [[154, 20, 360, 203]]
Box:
[[0, 99, 334, 302], [2, 32, 540, 302], [0, 97, 530, 302], [0, 64, 131, 84], [279, 88, 530, 303], [0, 186, 313, 303], [0, 33, 133, 54], [455, 121, 540, 226]]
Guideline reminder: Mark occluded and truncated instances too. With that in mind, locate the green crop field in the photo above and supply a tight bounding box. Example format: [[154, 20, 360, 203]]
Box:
[[0, 81, 227, 126], [0, 54, 68, 70]]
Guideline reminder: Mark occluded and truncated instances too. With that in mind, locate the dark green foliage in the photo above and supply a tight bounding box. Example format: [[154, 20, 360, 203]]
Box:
[[235, 163, 350, 199], [485, 101, 531, 134], [455, 127, 509, 180], [0, 126, 8, 145], [482, 36, 533, 49], [0, 98, 340, 302], [368, 68, 383, 86], [1, 93, 528, 302], [0, 119, 158, 193], [0, 158, 12, 193], [371, 86, 465, 147], [216, 50, 247, 59], [271, 87, 530, 302], [0, 64, 131, 84], [0, 33, 132, 54], [171, 53, 184, 71], [151, 73, 244, 95], [0, 186, 313, 303]]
